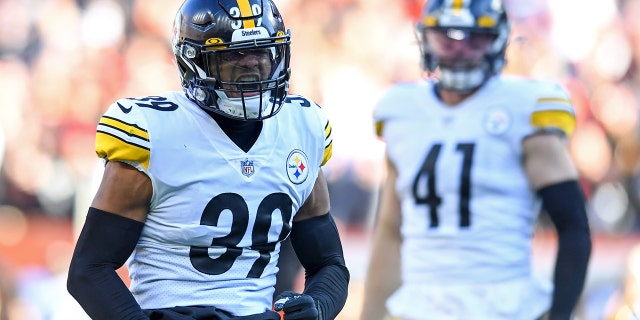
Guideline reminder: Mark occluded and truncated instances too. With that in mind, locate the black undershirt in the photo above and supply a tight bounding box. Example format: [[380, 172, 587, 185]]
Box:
[[208, 111, 263, 153]]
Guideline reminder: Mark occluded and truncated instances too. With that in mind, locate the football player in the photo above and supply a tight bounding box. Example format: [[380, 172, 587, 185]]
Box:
[[360, 0, 591, 319], [66, 0, 349, 319]]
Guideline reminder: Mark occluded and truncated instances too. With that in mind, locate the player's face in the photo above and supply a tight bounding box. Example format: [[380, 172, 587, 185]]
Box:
[[425, 29, 495, 70], [214, 49, 273, 98]]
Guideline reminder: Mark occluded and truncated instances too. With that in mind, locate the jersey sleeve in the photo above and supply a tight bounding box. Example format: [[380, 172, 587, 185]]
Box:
[[529, 81, 576, 137], [287, 95, 333, 167], [373, 86, 402, 140], [321, 116, 333, 166], [95, 99, 151, 171], [312, 101, 333, 167]]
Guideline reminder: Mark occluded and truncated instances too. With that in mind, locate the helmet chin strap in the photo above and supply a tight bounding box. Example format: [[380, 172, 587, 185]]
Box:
[[438, 66, 486, 93]]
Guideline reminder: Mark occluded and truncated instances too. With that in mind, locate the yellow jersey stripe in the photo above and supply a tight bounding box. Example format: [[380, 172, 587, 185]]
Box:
[[536, 97, 572, 104], [99, 116, 149, 141], [322, 141, 333, 166], [375, 121, 383, 138], [324, 122, 332, 142], [322, 120, 333, 166], [96, 132, 151, 170], [237, 0, 256, 29], [530, 110, 576, 136]]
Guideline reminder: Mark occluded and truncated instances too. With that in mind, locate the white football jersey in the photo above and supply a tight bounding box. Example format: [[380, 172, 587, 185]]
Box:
[[95, 92, 333, 316], [374, 75, 575, 319]]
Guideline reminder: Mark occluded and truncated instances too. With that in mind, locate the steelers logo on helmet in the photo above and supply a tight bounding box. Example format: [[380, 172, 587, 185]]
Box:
[[286, 149, 309, 184]]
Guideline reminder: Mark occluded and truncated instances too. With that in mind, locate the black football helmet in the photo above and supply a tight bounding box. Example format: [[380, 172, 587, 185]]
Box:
[[172, 0, 291, 120], [416, 0, 510, 92]]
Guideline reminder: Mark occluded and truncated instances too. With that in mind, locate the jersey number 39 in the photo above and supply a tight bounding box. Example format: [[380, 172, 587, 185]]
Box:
[[189, 192, 292, 278]]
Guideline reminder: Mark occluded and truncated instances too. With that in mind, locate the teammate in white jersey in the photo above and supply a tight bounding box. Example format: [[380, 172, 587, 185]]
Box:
[[360, 1, 591, 320], [67, 0, 349, 319]]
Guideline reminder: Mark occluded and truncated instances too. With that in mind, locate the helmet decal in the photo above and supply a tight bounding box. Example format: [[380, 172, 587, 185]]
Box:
[[231, 27, 270, 41], [231, 0, 258, 29], [205, 38, 225, 46]]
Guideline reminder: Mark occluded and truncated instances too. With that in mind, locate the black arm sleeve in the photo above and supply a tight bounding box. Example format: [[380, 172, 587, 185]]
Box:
[[290, 213, 350, 320], [538, 180, 592, 320], [67, 207, 148, 320]]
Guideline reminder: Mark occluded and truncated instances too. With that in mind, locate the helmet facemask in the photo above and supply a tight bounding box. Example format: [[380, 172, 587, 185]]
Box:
[[176, 34, 291, 121]]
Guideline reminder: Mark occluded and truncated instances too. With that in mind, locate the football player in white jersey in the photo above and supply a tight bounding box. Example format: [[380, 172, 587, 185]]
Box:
[[360, 1, 591, 320], [66, 0, 349, 319]]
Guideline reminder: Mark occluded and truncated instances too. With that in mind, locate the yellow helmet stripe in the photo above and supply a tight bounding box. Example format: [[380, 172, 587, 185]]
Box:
[[237, 0, 256, 29], [452, 0, 464, 10]]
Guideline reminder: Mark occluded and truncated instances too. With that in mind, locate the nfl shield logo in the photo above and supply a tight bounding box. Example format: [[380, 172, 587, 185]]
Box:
[[241, 158, 255, 177]]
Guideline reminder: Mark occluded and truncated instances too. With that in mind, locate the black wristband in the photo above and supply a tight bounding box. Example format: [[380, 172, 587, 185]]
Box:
[[67, 207, 148, 320]]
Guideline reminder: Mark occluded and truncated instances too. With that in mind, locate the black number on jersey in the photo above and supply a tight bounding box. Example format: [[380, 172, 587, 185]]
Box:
[[284, 96, 311, 107], [412, 143, 475, 228], [189, 192, 293, 278], [127, 96, 179, 111]]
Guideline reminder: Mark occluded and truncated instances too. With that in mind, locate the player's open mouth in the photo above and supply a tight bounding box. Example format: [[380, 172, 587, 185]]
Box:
[[236, 75, 261, 96]]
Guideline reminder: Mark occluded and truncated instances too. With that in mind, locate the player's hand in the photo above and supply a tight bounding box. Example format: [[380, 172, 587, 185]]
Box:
[[273, 291, 321, 320]]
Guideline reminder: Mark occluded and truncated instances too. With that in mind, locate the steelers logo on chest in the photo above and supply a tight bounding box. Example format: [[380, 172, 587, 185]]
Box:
[[483, 108, 511, 135], [286, 149, 309, 184]]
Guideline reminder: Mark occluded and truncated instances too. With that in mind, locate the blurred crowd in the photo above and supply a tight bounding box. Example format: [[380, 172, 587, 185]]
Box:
[[0, 0, 640, 319]]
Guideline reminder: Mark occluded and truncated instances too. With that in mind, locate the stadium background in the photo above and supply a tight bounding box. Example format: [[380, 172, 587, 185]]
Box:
[[0, 0, 640, 319]]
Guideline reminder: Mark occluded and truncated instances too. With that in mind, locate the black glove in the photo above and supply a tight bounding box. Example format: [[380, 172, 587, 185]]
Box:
[[273, 291, 321, 320]]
